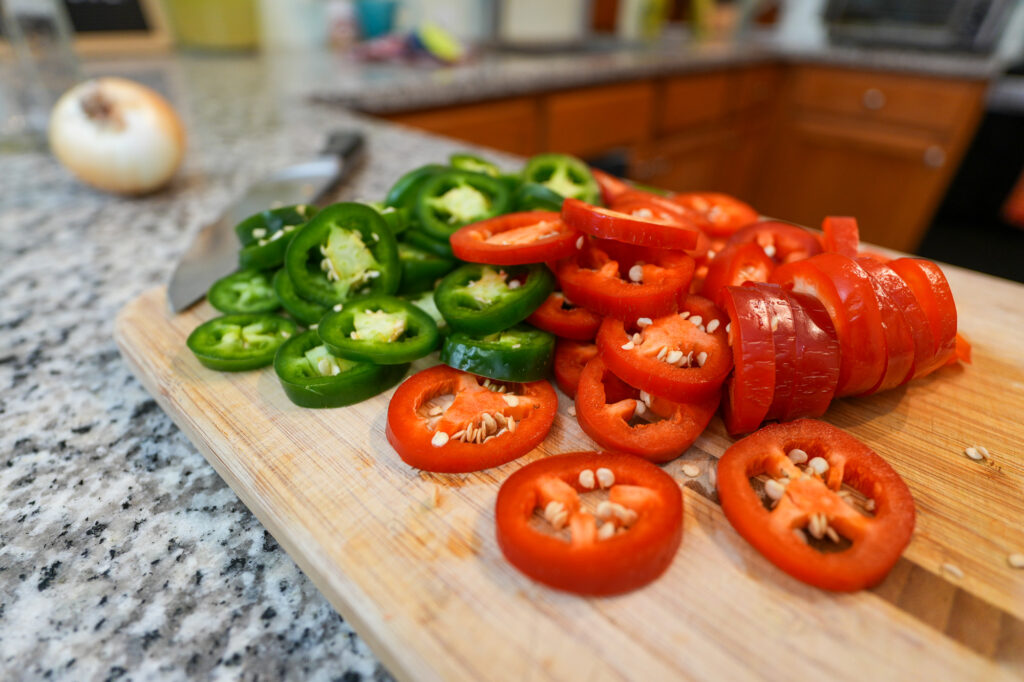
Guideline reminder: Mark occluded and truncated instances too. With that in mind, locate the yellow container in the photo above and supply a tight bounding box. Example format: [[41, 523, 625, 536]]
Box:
[[164, 0, 260, 51]]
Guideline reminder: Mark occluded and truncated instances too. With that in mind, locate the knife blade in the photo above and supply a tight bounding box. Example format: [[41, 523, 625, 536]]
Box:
[[167, 131, 366, 313]]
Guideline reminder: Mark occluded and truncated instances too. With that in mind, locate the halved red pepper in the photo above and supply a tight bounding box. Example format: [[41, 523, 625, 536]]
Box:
[[822, 216, 860, 259], [726, 220, 823, 264], [701, 241, 775, 304], [596, 295, 732, 402], [771, 254, 886, 398], [562, 198, 701, 250], [495, 451, 683, 595], [449, 211, 580, 266], [888, 258, 957, 379], [555, 241, 690, 320], [386, 365, 557, 473], [575, 356, 719, 462], [780, 289, 840, 420], [669, 192, 759, 238], [526, 291, 602, 341], [716, 419, 915, 591], [720, 286, 776, 436]]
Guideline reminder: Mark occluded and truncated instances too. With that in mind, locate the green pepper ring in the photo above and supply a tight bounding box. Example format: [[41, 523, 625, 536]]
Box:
[[440, 326, 555, 383], [208, 269, 280, 315], [398, 242, 458, 295], [271, 269, 328, 326], [187, 313, 297, 372], [385, 163, 447, 211], [284, 202, 400, 307], [317, 294, 440, 364], [415, 169, 512, 241], [235, 204, 317, 246], [274, 330, 409, 408], [433, 263, 555, 336], [521, 154, 600, 204], [402, 228, 456, 260], [512, 182, 565, 212]]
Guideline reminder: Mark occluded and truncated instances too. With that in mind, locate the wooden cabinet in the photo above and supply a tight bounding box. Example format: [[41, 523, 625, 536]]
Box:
[[543, 82, 655, 157], [753, 66, 986, 252], [386, 98, 539, 156]]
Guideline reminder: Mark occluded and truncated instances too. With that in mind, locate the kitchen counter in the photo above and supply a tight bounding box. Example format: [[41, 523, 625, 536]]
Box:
[[0, 38, 1004, 680]]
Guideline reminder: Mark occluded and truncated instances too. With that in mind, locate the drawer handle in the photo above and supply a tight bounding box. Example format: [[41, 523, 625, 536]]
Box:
[[862, 88, 886, 111], [923, 145, 946, 168]]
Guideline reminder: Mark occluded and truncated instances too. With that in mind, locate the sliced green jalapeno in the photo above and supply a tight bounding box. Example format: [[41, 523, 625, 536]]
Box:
[[285, 202, 400, 307], [433, 264, 554, 336], [512, 182, 565, 212], [272, 269, 328, 326], [449, 153, 500, 177], [402, 228, 455, 260], [415, 169, 511, 241], [236, 205, 317, 270], [187, 313, 297, 371], [406, 290, 449, 336], [521, 154, 600, 204], [398, 242, 457, 295], [366, 201, 411, 236], [208, 269, 280, 314], [317, 294, 439, 364], [440, 326, 555, 382], [385, 163, 447, 212], [274, 330, 408, 408]]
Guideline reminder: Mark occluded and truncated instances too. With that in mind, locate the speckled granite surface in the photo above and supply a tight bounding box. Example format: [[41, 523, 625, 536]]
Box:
[[0, 55, 517, 681]]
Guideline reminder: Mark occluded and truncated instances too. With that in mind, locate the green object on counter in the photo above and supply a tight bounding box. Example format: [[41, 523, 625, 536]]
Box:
[[166, 0, 260, 51], [440, 326, 555, 383]]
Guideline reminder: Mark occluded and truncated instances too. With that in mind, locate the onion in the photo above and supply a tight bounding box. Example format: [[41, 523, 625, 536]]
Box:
[[49, 77, 186, 195]]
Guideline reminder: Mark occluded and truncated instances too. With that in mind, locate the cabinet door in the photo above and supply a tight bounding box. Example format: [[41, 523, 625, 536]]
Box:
[[630, 126, 739, 194], [754, 116, 952, 252], [386, 98, 539, 155], [544, 82, 655, 157]]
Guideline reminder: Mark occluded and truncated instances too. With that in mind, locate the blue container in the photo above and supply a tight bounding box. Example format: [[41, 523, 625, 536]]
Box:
[[355, 0, 398, 40]]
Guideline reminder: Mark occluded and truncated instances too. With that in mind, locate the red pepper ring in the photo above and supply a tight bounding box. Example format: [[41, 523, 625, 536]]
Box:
[[700, 241, 775, 304], [822, 216, 860, 259], [726, 220, 823, 265], [495, 451, 683, 596], [720, 286, 776, 436], [669, 192, 759, 238], [717, 419, 915, 592], [888, 257, 957, 380], [596, 294, 732, 402], [779, 289, 840, 421], [526, 291, 602, 341], [552, 339, 597, 398], [386, 365, 557, 473], [562, 197, 701, 250], [575, 356, 720, 462], [591, 168, 631, 205], [449, 211, 580, 266]]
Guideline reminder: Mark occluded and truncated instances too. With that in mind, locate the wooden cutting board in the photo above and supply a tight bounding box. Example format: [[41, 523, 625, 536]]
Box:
[[115, 261, 1024, 682]]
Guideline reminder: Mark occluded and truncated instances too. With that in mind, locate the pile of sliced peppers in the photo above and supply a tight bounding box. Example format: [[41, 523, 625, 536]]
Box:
[[184, 151, 966, 598]]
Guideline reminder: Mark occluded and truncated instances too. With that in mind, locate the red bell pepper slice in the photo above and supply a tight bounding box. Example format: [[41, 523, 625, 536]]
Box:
[[781, 289, 840, 421], [526, 290, 602, 341], [552, 339, 597, 398], [952, 333, 972, 365], [555, 241, 690, 320], [449, 211, 580, 266], [495, 451, 683, 595], [591, 168, 631, 205], [717, 419, 915, 591], [771, 254, 886, 398], [726, 220, 823, 264], [701, 241, 776, 308], [855, 258, 917, 393], [720, 286, 776, 436], [575, 356, 720, 462], [386, 365, 557, 473], [669, 192, 759, 238], [888, 258, 957, 379], [562, 198, 701, 250], [748, 283, 799, 422], [821, 216, 860, 259], [596, 294, 732, 402]]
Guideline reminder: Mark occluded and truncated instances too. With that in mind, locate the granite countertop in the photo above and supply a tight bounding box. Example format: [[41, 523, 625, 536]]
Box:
[[0, 36, 1005, 680], [0, 54, 521, 681]]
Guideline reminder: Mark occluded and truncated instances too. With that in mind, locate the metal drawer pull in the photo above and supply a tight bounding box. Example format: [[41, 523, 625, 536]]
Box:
[[924, 146, 946, 168], [862, 88, 886, 111]]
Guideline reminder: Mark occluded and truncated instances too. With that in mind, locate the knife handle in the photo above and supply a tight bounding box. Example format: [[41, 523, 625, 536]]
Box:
[[322, 131, 366, 162]]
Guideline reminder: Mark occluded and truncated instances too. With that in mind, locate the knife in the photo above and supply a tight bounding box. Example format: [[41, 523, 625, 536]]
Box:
[[167, 130, 366, 313]]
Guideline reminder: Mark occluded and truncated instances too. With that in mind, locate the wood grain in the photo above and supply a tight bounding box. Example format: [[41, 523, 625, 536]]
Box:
[[115, 259, 1024, 682]]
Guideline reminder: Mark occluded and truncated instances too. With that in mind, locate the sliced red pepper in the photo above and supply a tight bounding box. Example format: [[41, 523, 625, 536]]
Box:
[[526, 290, 602, 341], [701, 241, 775, 306], [611, 190, 709, 228], [716, 419, 915, 592], [575, 357, 720, 462], [726, 220, 823, 265], [669, 192, 759, 238], [888, 258, 957, 379], [591, 168, 631, 205], [555, 241, 690, 320], [449, 211, 580, 266], [495, 451, 683, 595], [596, 295, 732, 402], [952, 333, 972, 365], [552, 339, 597, 398], [855, 258, 917, 393], [386, 365, 557, 473], [780, 289, 840, 421], [590, 236, 695, 306], [821, 216, 860, 259], [747, 283, 798, 422], [720, 286, 776, 436], [562, 198, 701, 251], [771, 254, 886, 398]]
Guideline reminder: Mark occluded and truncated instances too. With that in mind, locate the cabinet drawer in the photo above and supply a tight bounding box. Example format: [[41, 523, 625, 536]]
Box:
[[387, 98, 539, 155], [656, 72, 729, 134], [790, 66, 983, 135], [544, 82, 655, 156]]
